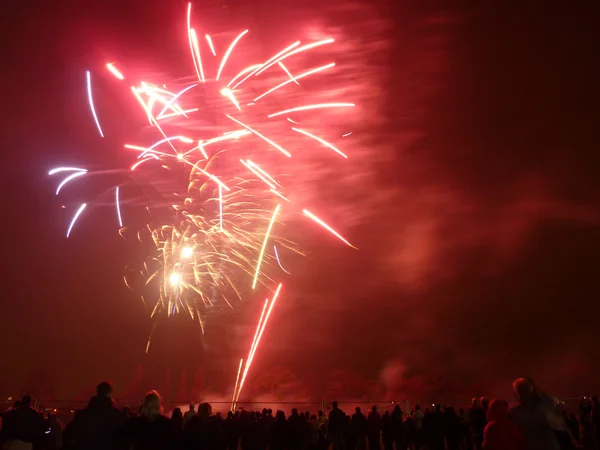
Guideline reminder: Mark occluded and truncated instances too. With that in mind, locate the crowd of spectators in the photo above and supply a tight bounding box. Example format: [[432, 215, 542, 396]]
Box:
[[1, 377, 598, 450]]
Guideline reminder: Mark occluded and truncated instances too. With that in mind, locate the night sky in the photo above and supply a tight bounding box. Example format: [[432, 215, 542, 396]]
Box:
[[2, 0, 600, 406]]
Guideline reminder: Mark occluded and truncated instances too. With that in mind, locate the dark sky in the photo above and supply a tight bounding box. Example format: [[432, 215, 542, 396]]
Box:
[[2, 0, 600, 405]]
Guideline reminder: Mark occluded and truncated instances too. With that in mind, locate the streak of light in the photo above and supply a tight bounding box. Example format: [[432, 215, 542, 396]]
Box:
[[255, 39, 334, 76], [286, 118, 301, 124], [220, 88, 241, 110], [268, 102, 355, 118], [278, 62, 299, 85], [115, 187, 123, 227], [227, 64, 262, 88], [156, 84, 199, 119], [302, 209, 357, 249], [48, 167, 86, 175], [240, 160, 277, 189], [187, 4, 204, 82], [252, 204, 281, 289], [343, 132, 352, 137], [125, 145, 173, 159], [273, 245, 290, 274], [205, 34, 216, 56], [86, 71, 104, 137], [236, 283, 283, 402], [231, 358, 243, 411], [203, 130, 250, 146], [216, 30, 249, 81], [219, 185, 224, 231], [185, 160, 231, 191], [131, 155, 159, 171], [66, 203, 87, 238], [56, 171, 87, 195], [190, 29, 205, 83], [231, 41, 300, 89], [292, 127, 348, 158], [254, 63, 334, 102], [157, 108, 199, 120], [123, 276, 133, 290], [270, 189, 291, 202], [106, 63, 125, 80], [226, 115, 291, 158], [247, 160, 280, 187]]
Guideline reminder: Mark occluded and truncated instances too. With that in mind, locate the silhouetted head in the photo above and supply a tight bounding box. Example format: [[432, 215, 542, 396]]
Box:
[[142, 390, 162, 419], [355, 406, 361, 413], [227, 411, 233, 419], [172, 408, 183, 419], [414, 404, 420, 411], [189, 403, 195, 411], [471, 398, 480, 407], [513, 377, 535, 403], [292, 408, 298, 416], [262, 408, 268, 416], [267, 408, 273, 415], [21, 395, 32, 407], [97, 381, 113, 398], [487, 399, 509, 422], [371, 405, 378, 413], [318, 410, 324, 417], [332, 401, 338, 409], [480, 397, 490, 409], [435, 404, 441, 412]]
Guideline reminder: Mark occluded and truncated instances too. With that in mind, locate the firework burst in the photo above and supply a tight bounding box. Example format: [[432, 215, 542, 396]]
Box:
[[49, 3, 358, 396]]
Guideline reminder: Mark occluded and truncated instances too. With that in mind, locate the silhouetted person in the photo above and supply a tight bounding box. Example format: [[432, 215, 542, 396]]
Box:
[[183, 403, 197, 426], [423, 404, 445, 450], [124, 390, 177, 450], [381, 411, 393, 450], [483, 399, 525, 450], [351, 407, 367, 450], [0, 394, 44, 450], [367, 406, 381, 450], [390, 405, 406, 450], [511, 377, 561, 450], [224, 411, 240, 450], [444, 407, 461, 450], [412, 405, 424, 450], [328, 402, 346, 450], [270, 411, 287, 450], [62, 381, 125, 450], [468, 398, 486, 450]]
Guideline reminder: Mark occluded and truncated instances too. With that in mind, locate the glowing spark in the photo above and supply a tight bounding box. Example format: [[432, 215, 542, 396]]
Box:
[[240, 160, 277, 189], [49, 167, 86, 175], [115, 187, 123, 227], [268, 102, 355, 118], [303, 209, 357, 249], [219, 185, 224, 231], [227, 64, 262, 88], [106, 63, 125, 80], [181, 247, 193, 258], [227, 115, 291, 158], [247, 160, 280, 187], [131, 156, 159, 171], [255, 39, 334, 75], [86, 71, 104, 137], [270, 189, 291, 203], [231, 41, 300, 89], [254, 63, 335, 102], [190, 29, 205, 83], [231, 358, 243, 410], [286, 118, 301, 124], [236, 283, 283, 401], [216, 30, 249, 81], [278, 62, 299, 85], [343, 132, 352, 137], [156, 84, 199, 119], [170, 272, 181, 286], [205, 34, 216, 56], [274, 245, 290, 274], [292, 127, 348, 158], [220, 88, 241, 110], [157, 108, 199, 120], [55, 171, 87, 195], [66, 203, 87, 238], [252, 204, 280, 289]]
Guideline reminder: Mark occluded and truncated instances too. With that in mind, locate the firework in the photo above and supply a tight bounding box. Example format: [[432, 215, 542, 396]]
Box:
[[49, 3, 358, 380]]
